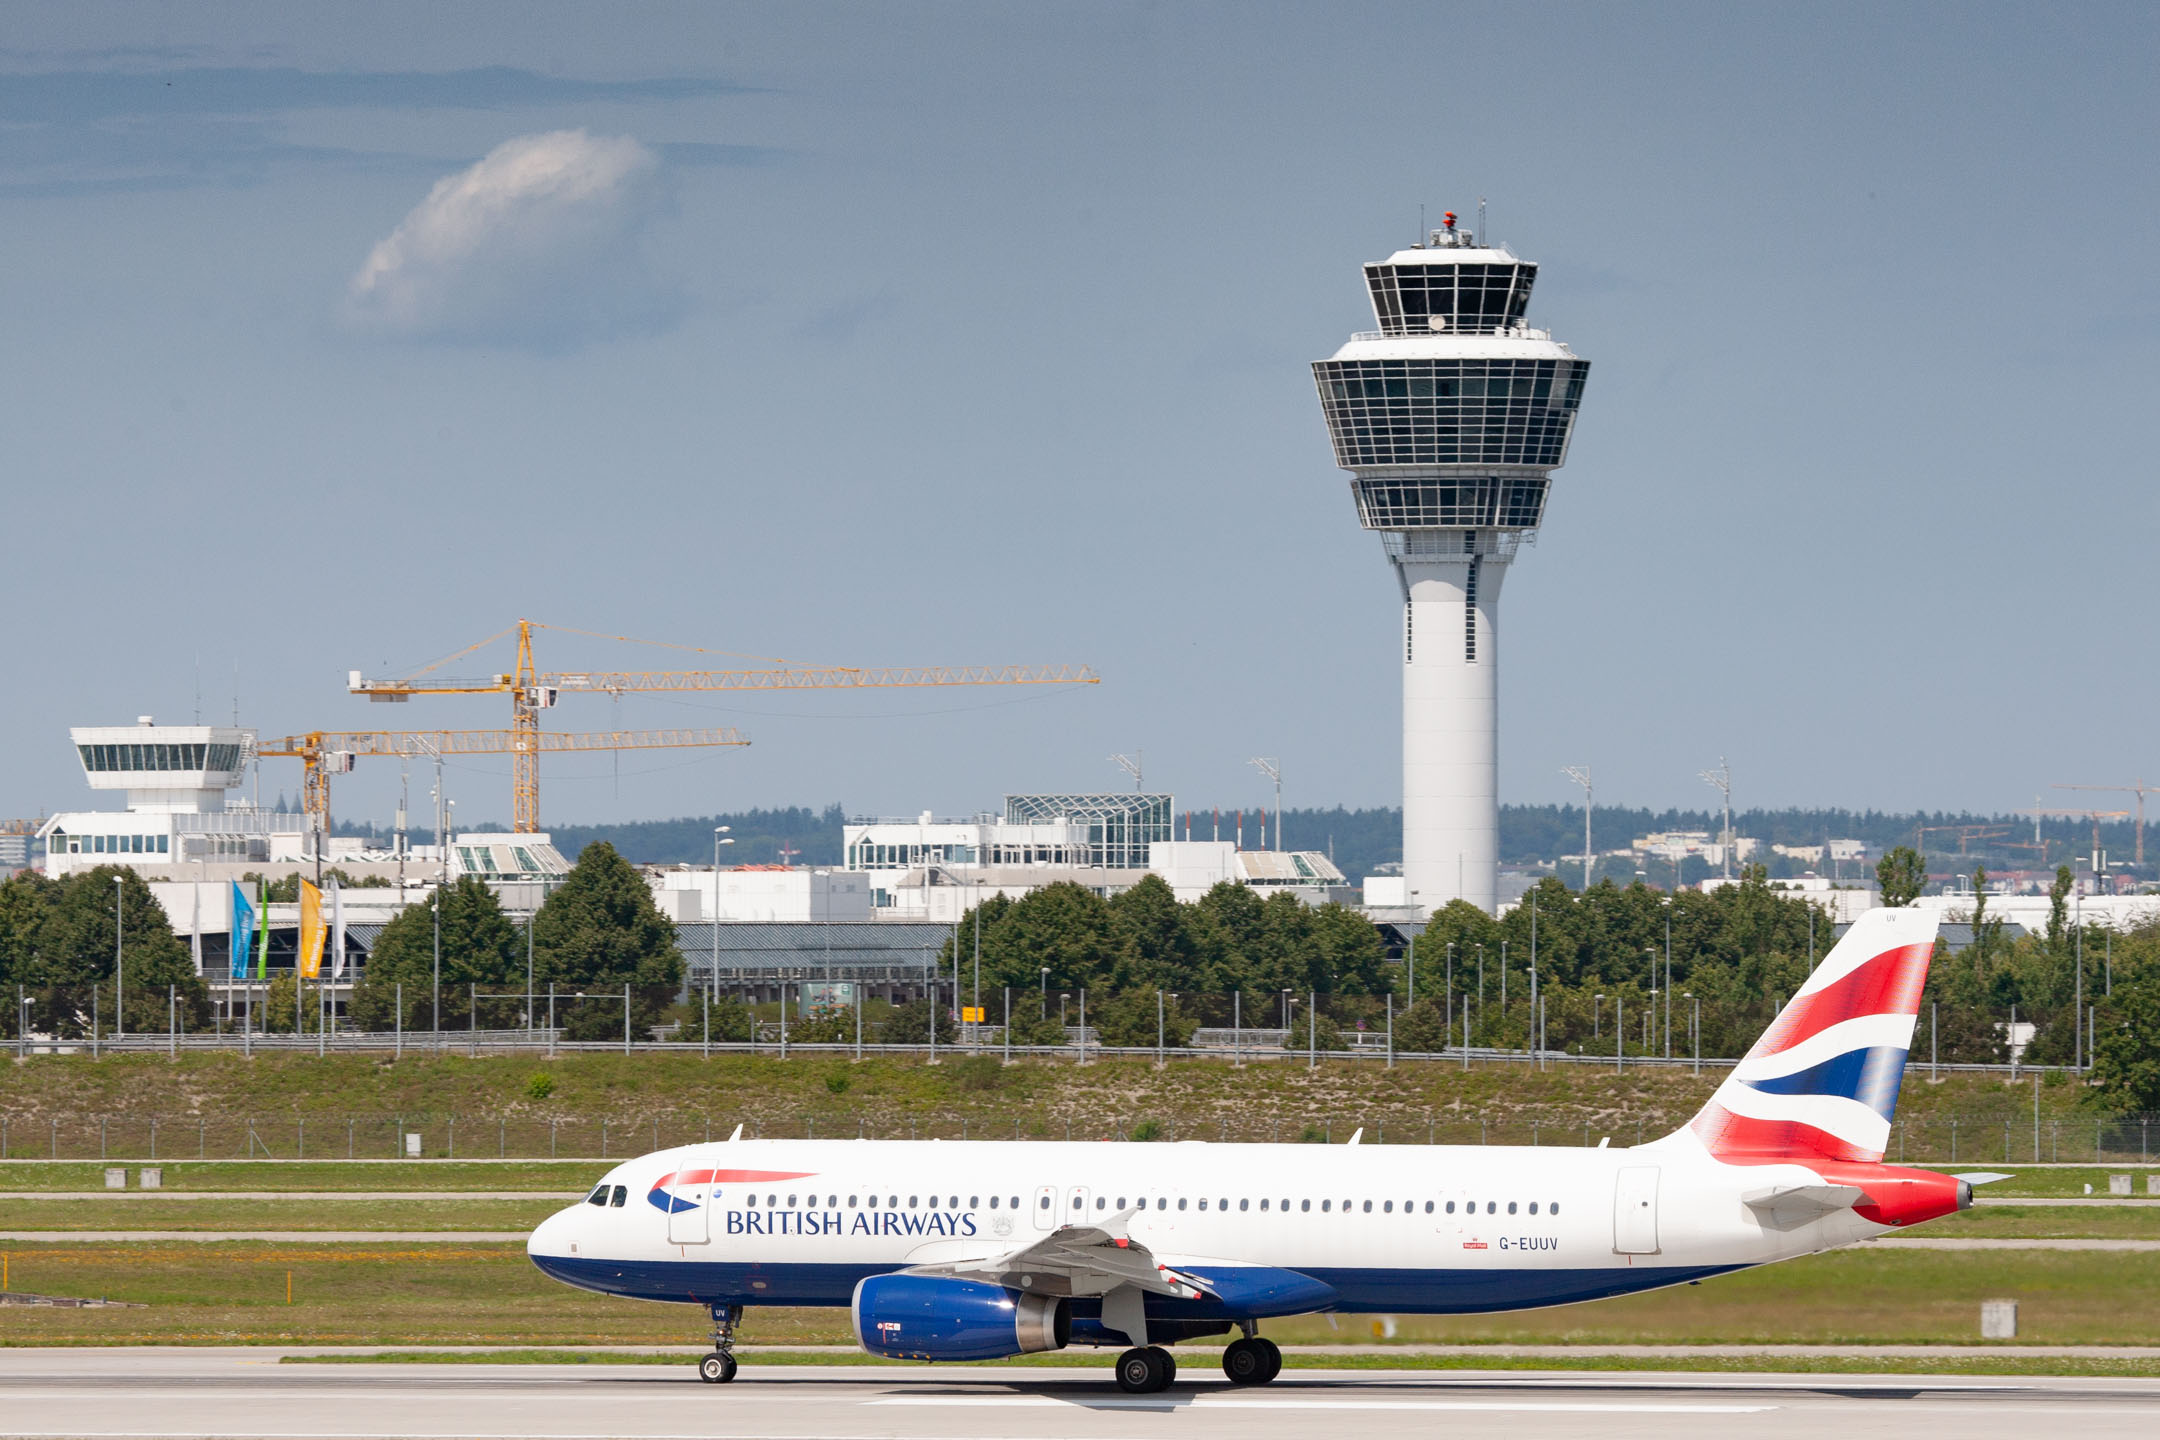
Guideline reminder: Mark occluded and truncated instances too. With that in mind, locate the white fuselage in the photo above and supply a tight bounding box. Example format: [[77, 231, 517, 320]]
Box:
[[527, 1136, 1884, 1324]]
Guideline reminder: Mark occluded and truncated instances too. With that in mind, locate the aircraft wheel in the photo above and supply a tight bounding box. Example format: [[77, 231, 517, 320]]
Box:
[[1223, 1336, 1271, 1385], [1114, 1346, 1171, 1394], [698, 1351, 738, 1384], [1254, 1336, 1282, 1383], [1151, 1347, 1177, 1385]]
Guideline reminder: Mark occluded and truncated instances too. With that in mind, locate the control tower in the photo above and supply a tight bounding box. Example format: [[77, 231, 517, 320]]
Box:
[[1312, 214, 1590, 914]]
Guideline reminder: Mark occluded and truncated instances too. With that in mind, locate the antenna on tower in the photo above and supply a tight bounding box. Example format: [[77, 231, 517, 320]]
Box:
[[1110, 752, 1143, 790], [1419, 203, 1426, 247], [1478, 197, 1487, 244]]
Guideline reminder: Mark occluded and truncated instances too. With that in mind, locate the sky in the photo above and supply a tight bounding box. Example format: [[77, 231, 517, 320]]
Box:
[[5, 2, 2157, 834]]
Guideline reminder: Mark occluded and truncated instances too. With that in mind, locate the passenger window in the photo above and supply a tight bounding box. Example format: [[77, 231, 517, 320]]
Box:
[[1425, 1201, 1434, 1213], [1321, 1200, 1331, 1212], [1447, 1201, 1455, 1214], [970, 1196, 979, 1208], [788, 1194, 798, 1207], [1507, 1202, 1517, 1215], [766, 1194, 776, 1206], [1219, 1198, 1229, 1211], [1198, 1199, 1208, 1211], [610, 1185, 627, 1207], [928, 1196, 939, 1209], [949, 1196, 959, 1208], [1157, 1197, 1167, 1210], [988, 1196, 998, 1210], [1529, 1202, 1538, 1215], [1362, 1200, 1372, 1213], [909, 1196, 918, 1208], [1383, 1201, 1393, 1213], [830, 1195, 839, 1207], [1178, 1198, 1188, 1211], [1117, 1197, 1127, 1209], [848, 1195, 858, 1208], [1038, 1195, 1050, 1209], [889, 1196, 898, 1208], [1486, 1202, 1496, 1215], [1551, 1202, 1560, 1216], [1301, 1199, 1311, 1212], [1096, 1196, 1107, 1210], [1259, 1199, 1269, 1212], [1240, 1199, 1250, 1212]]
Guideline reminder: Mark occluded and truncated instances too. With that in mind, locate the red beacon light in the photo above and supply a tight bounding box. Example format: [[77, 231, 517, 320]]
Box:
[[1442, 212, 1458, 231]]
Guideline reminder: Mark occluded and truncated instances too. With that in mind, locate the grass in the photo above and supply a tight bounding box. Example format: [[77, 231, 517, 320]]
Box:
[[3, 1243, 2159, 1349], [0, 1162, 599, 1191], [0, 1052, 2135, 1165]]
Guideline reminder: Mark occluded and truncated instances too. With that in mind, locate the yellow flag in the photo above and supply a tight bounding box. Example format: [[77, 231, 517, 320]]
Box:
[[298, 880, 326, 979]]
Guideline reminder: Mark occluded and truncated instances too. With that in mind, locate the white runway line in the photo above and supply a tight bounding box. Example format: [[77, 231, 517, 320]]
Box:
[[870, 1396, 1775, 1413]]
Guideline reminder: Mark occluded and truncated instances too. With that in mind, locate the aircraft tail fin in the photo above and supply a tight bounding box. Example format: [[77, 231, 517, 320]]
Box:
[[1687, 906, 1939, 1163]]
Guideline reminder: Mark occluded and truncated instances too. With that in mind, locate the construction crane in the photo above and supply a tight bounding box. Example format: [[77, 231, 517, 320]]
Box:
[[348, 619, 1100, 833], [1913, 822, 2009, 857], [257, 727, 748, 837], [2054, 781, 2155, 866], [2017, 808, 2130, 869]]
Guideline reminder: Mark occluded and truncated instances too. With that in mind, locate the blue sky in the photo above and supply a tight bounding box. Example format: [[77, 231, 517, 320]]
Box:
[[5, 2, 2156, 832]]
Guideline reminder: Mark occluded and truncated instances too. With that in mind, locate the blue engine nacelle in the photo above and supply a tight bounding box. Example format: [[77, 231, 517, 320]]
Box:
[[852, 1274, 1071, 1361]]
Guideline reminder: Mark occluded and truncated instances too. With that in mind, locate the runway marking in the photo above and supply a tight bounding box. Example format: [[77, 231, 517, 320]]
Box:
[[869, 1396, 1775, 1413]]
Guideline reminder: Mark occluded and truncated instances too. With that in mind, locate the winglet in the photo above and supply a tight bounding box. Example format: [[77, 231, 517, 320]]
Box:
[[727, 1123, 744, 1143], [1347, 1127, 1363, 1146]]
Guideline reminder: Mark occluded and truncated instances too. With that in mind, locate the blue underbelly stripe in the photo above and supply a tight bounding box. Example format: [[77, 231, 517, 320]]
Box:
[[529, 1253, 1743, 1318]]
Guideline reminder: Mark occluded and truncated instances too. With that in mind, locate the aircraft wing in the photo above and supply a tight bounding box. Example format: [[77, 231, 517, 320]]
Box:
[[902, 1209, 1213, 1301]]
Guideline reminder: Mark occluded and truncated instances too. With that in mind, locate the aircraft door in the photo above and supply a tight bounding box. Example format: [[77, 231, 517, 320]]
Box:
[[1032, 1185, 1057, 1231], [1064, 1186, 1092, 1229], [668, 1173, 711, 1245], [1613, 1166, 1660, 1254]]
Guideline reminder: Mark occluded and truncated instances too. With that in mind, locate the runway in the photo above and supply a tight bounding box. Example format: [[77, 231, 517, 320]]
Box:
[[1, 1350, 2157, 1440]]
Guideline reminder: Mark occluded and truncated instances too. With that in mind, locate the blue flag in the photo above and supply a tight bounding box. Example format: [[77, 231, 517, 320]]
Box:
[[229, 881, 256, 980]]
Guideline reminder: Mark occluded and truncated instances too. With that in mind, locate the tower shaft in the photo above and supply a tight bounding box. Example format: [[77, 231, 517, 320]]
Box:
[[1400, 546, 1509, 913]]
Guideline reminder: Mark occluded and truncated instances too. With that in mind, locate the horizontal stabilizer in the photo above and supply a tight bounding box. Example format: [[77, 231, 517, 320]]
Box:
[[1951, 1172, 2014, 1186], [1743, 1182, 1871, 1229]]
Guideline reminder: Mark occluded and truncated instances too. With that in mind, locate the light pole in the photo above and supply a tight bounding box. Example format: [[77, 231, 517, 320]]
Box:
[[1040, 968, 1050, 1019], [1647, 951, 1661, 1056], [1059, 993, 1069, 1028], [1699, 757, 1733, 881], [1561, 765, 1592, 890], [1247, 757, 1283, 850], [712, 827, 734, 1011], [1664, 898, 1673, 1058], [113, 877, 125, 1038], [1685, 992, 1700, 1076], [1594, 993, 1604, 1040]]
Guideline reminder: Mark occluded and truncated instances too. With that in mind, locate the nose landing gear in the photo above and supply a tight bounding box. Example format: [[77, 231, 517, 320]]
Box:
[[699, 1304, 742, 1384]]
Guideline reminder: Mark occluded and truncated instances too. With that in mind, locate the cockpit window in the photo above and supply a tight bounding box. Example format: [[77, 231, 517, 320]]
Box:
[[610, 1185, 627, 1208], [586, 1185, 608, 1206]]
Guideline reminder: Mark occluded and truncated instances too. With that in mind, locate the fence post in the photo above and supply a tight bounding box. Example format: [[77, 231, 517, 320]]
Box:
[[624, 984, 631, 1055], [395, 983, 402, 1060]]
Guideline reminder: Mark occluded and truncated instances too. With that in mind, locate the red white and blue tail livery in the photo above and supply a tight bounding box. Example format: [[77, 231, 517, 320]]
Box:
[[1688, 907, 1937, 1164], [530, 904, 1990, 1393]]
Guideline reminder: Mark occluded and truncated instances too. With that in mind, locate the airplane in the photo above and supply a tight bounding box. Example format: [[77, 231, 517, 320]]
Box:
[[529, 905, 1993, 1392]]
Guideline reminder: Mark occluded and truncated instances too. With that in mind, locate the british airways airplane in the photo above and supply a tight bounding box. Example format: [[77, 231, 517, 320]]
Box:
[[529, 906, 1991, 1392]]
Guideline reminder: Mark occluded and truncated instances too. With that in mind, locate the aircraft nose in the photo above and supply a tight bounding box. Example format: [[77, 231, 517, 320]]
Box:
[[528, 1208, 570, 1258]]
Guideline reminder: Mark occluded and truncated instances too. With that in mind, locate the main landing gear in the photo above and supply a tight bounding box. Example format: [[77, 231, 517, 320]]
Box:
[[699, 1304, 742, 1384], [1114, 1345, 1178, 1394], [1222, 1332, 1282, 1386]]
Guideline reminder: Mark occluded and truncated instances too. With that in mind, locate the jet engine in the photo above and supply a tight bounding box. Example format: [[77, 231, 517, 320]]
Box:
[[851, 1274, 1070, 1361]]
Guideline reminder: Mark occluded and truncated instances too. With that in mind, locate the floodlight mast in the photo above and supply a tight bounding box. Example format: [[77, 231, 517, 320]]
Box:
[[1312, 214, 1591, 913]]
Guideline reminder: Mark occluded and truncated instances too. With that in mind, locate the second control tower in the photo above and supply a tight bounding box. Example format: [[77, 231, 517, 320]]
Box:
[[1312, 214, 1590, 914]]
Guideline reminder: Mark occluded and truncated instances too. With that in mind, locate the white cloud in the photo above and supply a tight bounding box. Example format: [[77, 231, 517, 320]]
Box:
[[343, 130, 676, 346]]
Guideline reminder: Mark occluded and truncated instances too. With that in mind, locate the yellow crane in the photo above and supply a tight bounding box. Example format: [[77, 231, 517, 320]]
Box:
[[257, 727, 749, 836], [348, 619, 1100, 833], [2016, 807, 2130, 868]]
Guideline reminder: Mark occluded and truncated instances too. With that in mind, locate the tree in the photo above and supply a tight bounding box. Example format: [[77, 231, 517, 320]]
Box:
[[347, 875, 521, 1030], [2047, 865, 2074, 950], [532, 842, 683, 1040], [877, 994, 956, 1045], [2091, 968, 2160, 1112], [1088, 987, 1196, 1048], [26, 866, 206, 1035], [1876, 846, 1927, 907]]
